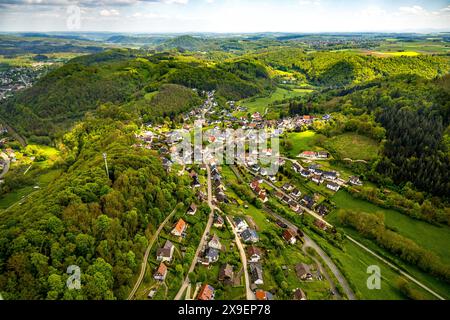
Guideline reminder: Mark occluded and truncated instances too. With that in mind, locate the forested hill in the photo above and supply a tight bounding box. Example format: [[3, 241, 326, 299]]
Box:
[[0, 105, 197, 299], [288, 74, 450, 201], [253, 48, 450, 87], [0, 49, 272, 143]]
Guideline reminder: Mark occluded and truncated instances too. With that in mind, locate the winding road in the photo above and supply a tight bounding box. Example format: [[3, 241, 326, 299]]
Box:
[[128, 204, 179, 300]]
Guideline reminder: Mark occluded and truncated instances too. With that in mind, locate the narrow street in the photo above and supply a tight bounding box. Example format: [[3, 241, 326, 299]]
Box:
[[226, 215, 255, 300], [174, 165, 215, 300]]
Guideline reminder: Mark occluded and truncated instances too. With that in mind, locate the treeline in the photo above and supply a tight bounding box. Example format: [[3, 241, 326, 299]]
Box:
[[338, 210, 450, 283], [0, 104, 195, 299], [347, 186, 450, 226], [376, 104, 449, 199]]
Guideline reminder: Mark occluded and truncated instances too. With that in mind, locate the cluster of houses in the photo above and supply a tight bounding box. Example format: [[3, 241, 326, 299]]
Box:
[[293, 162, 342, 192], [198, 233, 222, 266], [247, 245, 265, 292], [0, 66, 43, 100], [299, 150, 329, 159], [249, 178, 268, 203], [153, 240, 175, 282], [233, 217, 259, 243], [210, 164, 229, 204]]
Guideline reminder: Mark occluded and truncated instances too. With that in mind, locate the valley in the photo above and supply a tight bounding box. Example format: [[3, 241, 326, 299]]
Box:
[[0, 32, 449, 302]]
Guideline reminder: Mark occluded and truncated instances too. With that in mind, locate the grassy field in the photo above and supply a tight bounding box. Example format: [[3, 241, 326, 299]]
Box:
[[329, 190, 450, 265], [309, 233, 432, 300], [282, 130, 323, 158], [0, 168, 63, 210], [238, 87, 310, 114], [371, 40, 449, 55], [326, 190, 450, 299], [324, 133, 380, 161]]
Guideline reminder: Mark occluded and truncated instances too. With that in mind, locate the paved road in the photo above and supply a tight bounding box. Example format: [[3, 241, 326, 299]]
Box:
[[302, 245, 342, 300], [245, 163, 447, 300], [261, 204, 356, 300], [302, 234, 356, 300], [174, 165, 215, 300], [128, 204, 179, 300], [346, 235, 445, 300], [226, 215, 255, 300]]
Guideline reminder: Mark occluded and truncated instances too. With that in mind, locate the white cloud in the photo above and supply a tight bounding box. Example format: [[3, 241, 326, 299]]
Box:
[[100, 9, 120, 16], [162, 0, 188, 4], [399, 5, 426, 15], [299, 0, 320, 6]]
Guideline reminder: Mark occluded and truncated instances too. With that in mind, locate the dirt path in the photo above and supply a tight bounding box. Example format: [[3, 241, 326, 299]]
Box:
[[128, 204, 179, 300], [226, 215, 255, 300], [174, 165, 215, 300]]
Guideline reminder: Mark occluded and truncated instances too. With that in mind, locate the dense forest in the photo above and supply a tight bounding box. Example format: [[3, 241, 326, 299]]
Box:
[[0, 104, 196, 299], [287, 74, 450, 200]]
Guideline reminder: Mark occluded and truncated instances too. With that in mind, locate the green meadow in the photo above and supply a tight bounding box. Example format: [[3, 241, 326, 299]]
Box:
[[324, 133, 380, 161]]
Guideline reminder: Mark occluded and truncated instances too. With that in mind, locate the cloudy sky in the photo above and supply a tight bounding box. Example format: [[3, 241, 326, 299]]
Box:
[[0, 0, 449, 33]]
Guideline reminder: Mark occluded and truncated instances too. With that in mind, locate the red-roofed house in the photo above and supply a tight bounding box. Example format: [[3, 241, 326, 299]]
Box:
[[171, 219, 187, 237]]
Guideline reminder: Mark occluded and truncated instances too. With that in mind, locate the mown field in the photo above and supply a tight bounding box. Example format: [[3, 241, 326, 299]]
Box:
[[282, 130, 323, 158], [326, 190, 450, 299], [238, 87, 310, 114], [324, 133, 380, 161], [329, 190, 450, 265]]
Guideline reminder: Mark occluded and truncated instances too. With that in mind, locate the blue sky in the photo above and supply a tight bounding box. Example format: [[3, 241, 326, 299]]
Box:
[[0, 0, 449, 32]]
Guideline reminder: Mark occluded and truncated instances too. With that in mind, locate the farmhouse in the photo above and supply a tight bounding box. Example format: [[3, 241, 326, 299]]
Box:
[[187, 203, 197, 215], [326, 181, 340, 192], [249, 263, 264, 285], [197, 284, 215, 301], [157, 240, 174, 262], [247, 246, 262, 262], [282, 229, 297, 245], [154, 262, 168, 281], [295, 263, 313, 280], [218, 264, 234, 285], [171, 219, 187, 237], [300, 151, 316, 158]]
